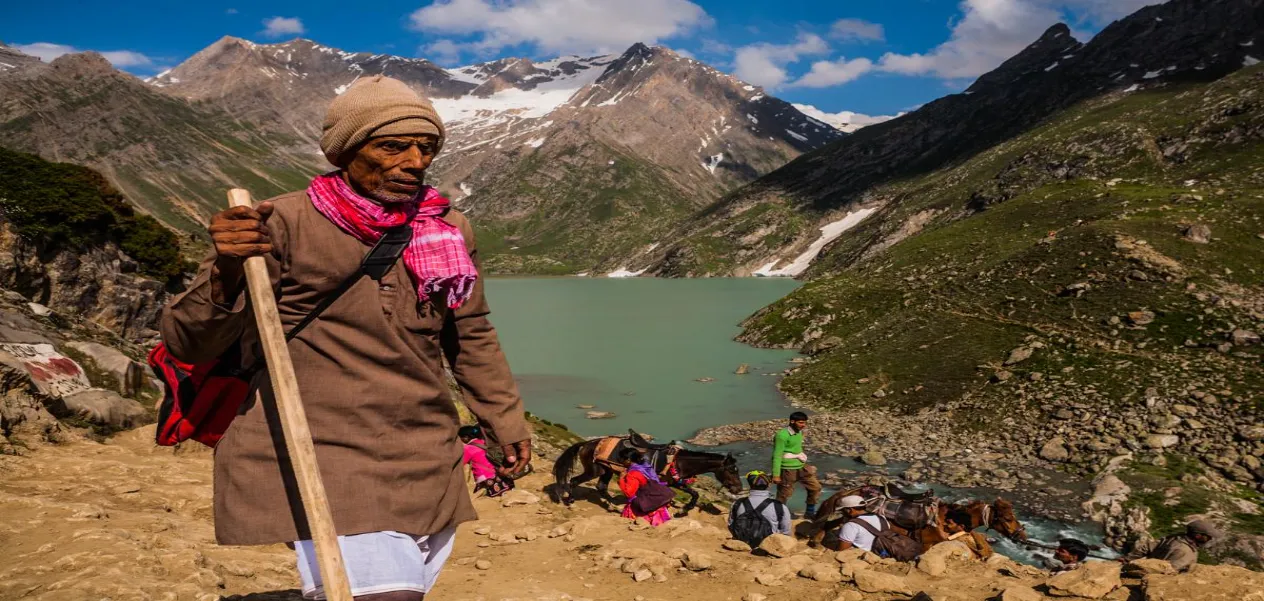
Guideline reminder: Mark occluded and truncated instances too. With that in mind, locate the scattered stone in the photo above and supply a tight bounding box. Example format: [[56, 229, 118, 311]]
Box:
[[1127, 269, 1150, 281], [683, 552, 713, 571], [798, 563, 843, 583], [475, 560, 492, 571], [1181, 223, 1212, 244], [992, 370, 1013, 383], [576, 404, 595, 409], [27, 302, 51, 317], [859, 450, 887, 466], [1040, 437, 1071, 462], [500, 490, 541, 507], [723, 539, 752, 552], [735, 364, 750, 375], [1046, 561, 1121, 598], [754, 573, 781, 586], [586, 411, 617, 419], [872, 389, 887, 399], [633, 568, 653, 582], [832, 593, 863, 601], [1231, 329, 1261, 346], [1238, 426, 1264, 442], [835, 548, 868, 564], [1004, 346, 1034, 365], [1144, 434, 1180, 449], [853, 569, 912, 595], [757, 533, 798, 558], [1127, 311, 1156, 326], [742, 594, 766, 601]]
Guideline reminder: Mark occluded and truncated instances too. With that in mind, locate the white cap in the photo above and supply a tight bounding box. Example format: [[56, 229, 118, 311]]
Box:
[[838, 495, 866, 509]]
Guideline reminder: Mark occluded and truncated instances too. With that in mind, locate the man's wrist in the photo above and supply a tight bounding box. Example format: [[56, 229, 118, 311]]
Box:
[[210, 258, 246, 307]]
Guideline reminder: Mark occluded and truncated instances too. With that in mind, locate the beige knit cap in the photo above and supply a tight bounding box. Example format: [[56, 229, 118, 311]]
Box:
[[319, 75, 446, 167]]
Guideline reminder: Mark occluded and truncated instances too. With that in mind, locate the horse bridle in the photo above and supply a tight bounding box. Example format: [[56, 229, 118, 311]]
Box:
[[983, 503, 1028, 541]]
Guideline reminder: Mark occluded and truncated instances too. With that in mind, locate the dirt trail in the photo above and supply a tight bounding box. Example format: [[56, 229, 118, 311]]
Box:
[[1, 427, 1259, 601]]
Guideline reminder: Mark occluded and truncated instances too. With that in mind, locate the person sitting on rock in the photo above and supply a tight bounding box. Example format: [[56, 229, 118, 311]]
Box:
[[936, 508, 994, 560], [728, 470, 791, 542], [1122, 519, 1218, 573], [834, 495, 882, 552], [617, 448, 674, 527], [1046, 538, 1089, 572]]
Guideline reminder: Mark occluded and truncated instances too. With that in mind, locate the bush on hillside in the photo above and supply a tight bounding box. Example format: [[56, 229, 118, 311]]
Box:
[[0, 146, 187, 280]]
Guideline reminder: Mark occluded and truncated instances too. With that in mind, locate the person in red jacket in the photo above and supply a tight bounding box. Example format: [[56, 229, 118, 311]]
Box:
[[617, 449, 673, 527]]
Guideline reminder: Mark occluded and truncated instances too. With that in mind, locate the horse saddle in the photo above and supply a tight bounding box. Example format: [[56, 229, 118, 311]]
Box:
[[884, 483, 934, 502], [593, 431, 678, 476], [872, 495, 939, 531]]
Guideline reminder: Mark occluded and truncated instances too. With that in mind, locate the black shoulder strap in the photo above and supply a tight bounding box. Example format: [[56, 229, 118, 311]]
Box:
[[283, 224, 412, 343], [737, 498, 756, 516], [753, 498, 784, 522], [849, 516, 883, 537]]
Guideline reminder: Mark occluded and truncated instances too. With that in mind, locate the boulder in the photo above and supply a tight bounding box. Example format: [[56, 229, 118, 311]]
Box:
[[682, 551, 713, 571], [798, 563, 843, 583], [723, 539, 752, 552], [998, 586, 1043, 601], [1124, 559, 1176, 577], [1231, 329, 1261, 346], [1004, 346, 1034, 365], [54, 389, 147, 429], [853, 569, 912, 595], [1145, 434, 1180, 449], [1046, 562, 1121, 599], [754, 573, 781, 586], [1181, 224, 1211, 244], [916, 541, 974, 576], [1142, 564, 1264, 600], [64, 341, 147, 397], [860, 450, 888, 466], [1040, 437, 1071, 462], [757, 533, 798, 558]]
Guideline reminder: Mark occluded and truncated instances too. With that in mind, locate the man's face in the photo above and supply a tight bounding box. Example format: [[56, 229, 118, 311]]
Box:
[[344, 134, 439, 203], [1054, 547, 1076, 564], [791, 418, 808, 431]]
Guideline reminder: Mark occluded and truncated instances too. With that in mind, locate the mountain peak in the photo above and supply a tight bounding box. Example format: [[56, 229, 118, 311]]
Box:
[[48, 51, 117, 76], [966, 21, 1082, 93], [1037, 23, 1074, 43]]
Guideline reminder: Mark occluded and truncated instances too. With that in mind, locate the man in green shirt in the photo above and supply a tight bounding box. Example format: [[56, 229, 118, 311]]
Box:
[[771, 411, 822, 518]]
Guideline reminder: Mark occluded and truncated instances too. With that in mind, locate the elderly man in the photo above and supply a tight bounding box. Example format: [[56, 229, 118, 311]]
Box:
[[1123, 520, 1219, 573], [161, 75, 530, 601]]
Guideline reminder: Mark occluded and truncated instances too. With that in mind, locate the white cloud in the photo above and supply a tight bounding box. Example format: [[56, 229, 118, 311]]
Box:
[[14, 42, 154, 67], [732, 33, 830, 88], [877, 0, 1161, 80], [791, 57, 874, 88], [410, 0, 710, 56], [423, 39, 464, 65], [226, 8, 239, 15], [830, 18, 885, 43], [700, 39, 732, 55], [673, 48, 696, 59], [262, 16, 305, 38]]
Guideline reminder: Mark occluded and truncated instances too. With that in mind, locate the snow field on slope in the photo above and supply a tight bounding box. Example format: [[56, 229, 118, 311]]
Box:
[[754, 208, 877, 277]]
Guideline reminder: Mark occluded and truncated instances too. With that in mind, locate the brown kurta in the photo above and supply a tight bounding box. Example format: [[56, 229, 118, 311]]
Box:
[[160, 190, 528, 546]]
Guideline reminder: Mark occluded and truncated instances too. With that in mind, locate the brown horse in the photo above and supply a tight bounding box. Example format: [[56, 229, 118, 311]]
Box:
[[552, 436, 743, 516], [807, 489, 1028, 552]]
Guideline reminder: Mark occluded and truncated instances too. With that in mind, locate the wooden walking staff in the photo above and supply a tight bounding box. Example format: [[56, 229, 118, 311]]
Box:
[[227, 188, 354, 601]]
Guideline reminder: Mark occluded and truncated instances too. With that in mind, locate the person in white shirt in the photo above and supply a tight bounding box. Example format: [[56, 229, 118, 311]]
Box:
[[834, 495, 883, 552]]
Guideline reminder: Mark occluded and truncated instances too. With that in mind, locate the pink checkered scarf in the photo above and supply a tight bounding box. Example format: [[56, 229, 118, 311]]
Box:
[[307, 172, 477, 309]]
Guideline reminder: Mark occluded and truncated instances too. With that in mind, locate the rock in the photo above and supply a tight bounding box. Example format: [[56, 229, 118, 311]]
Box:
[[1238, 426, 1264, 442], [1181, 223, 1212, 244], [64, 341, 148, 397], [473, 525, 492, 535], [1127, 311, 1157, 326], [1145, 434, 1180, 449], [585, 411, 616, 419], [1046, 562, 1121, 598], [832, 593, 863, 601], [27, 302, 51, 317], [1004, 346, 1034, 365], [735, 364, 750, 375], [1124, 558, 1175, 576], [872, 389, 887, 399], [754, 573, 781, 586], [998, 586, 1043, 601], [723, 539, 752, 552], [798, 563, 843, 583], [743, 594, 767, 601], [576, 404, 595, 409], [1040, 437, 1071, 462], [633, 568, 653, 582], [992, 370, 1014, 383], [1231, 329, 1261, 346], [1142, 564, 1264, 600], [694, 377, 715, 383], [916, 541, 973, 576], [475, 560, 492, 570], [758, 533, 798, 558], [853, 569, 912, 595], [835, 548, 868, 564], [1170, 404, 1198, 417], [683, 551, 713, 571], [55, 389, 147, 429], [859, 450, 887, 466], [500, 490, 541, 507]]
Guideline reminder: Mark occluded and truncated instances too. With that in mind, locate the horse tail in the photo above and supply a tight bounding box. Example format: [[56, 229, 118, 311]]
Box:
[[552, 439, 587, 502]]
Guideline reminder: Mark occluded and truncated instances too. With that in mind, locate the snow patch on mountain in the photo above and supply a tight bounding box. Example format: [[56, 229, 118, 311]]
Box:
[[754, 208, 877, 277], [792, 104, 898, 134]]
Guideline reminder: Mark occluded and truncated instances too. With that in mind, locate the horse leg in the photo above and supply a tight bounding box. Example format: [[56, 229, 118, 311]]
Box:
[[566, 465, 600, 506], [674, 484, 699, 518], [597, 470, 616, 509]]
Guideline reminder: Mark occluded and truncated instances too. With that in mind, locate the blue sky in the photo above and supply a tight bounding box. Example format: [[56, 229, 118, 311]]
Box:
[[2, 0, 1159, 116]]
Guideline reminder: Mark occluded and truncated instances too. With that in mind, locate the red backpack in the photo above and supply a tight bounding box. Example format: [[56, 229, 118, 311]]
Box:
[[150, 225, 412, 447]]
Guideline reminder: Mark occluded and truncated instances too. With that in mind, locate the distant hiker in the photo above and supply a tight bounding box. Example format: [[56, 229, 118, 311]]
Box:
[[771, 411, 822, 518], [1046, 538, 1090, 573], [834, 495, 921, 561], [160, 75, 531, 601], [618, 448, 675, 526], [460, 425, 512, 498], [936, 508, 994, 560], [728, 470, 791, 546], [1123, 519, 1219, 573]]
